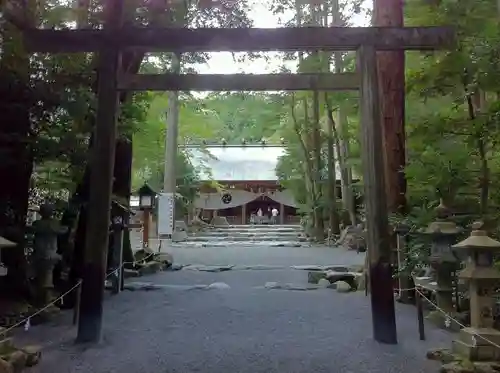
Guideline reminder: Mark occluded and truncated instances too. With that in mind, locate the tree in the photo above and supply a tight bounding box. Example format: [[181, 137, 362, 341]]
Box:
[[271, 0, 365, 239]]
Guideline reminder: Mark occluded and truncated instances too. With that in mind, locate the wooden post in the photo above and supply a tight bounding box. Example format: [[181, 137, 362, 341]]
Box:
[[111, 223, 124, 294], [357, 45, 397, 344], [73, 281, 82, 325], [142, 209, 150, 248], [120, 231, 126, 291], [416, 290, 426, 340], [374, 0, 407, 214], [396, 225, 411, 303], [279, 203, 285, 225], [76, 0, 123, 344]]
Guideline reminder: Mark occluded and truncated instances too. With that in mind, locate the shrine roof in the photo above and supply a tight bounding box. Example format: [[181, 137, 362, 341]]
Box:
[[184, 145, 285, 181]]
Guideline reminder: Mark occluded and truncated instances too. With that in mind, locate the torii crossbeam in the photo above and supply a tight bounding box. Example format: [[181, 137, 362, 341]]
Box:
[[24, 26, 453, 53]]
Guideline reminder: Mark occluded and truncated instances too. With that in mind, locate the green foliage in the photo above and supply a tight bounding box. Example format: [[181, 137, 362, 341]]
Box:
[[8, 0, 500, 253], [198, 92, 288, 142], [392, 0, 500, 270], [404, 0, 500, 215]]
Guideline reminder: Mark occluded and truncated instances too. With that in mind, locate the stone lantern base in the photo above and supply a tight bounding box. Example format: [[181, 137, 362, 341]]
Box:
[[452, 327, 500, 361]]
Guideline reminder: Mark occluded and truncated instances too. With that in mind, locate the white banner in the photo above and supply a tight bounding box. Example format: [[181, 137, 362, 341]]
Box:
[[193, 189, 298, 210], [158, 193, 175, 235], [193, 190, 259, 210]]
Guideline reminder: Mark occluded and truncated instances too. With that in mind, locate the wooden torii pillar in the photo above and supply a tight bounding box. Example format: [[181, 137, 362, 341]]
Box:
[[18, 3, 454, 344]]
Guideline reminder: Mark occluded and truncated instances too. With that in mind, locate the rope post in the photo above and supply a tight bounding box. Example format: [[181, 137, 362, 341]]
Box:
[[111, 222, 124, 295], [416, 290, 426, 340], [120, 265, 125, 291], [73, 281, 82, 326], [395, 223, 411, 303]]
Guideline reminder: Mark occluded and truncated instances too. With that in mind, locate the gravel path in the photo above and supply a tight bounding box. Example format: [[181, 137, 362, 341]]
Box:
[[149, 240, 366, 267], [23, 244, 451, 373]]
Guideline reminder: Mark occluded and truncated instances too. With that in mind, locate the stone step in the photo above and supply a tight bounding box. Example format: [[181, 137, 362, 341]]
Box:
[[209, 227, 302, 232], [175, 241, 308, 247], [186, 236, 309, 242], [206, 231, 304, 236], [192, 232, 304, 238], [215, 225, 302, 229], [203, 225, 303, 231], [204, 228, 303, 233]]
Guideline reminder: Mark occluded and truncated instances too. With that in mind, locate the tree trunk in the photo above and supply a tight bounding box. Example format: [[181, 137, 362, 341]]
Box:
[[335, 107, 356, 224], [329, 3, 356, 225], [113, 137, 134, 263], [0, 18, 34, 299], [60, 0, 165, 294], [323, 0, 339, 235], [466, 86, 489, 217], [325, 107, 340, 235], [311, 89, 324, 237], [290, 94, 315, 231], [63, 49, 144, 282], [374, 0, 407, 214]]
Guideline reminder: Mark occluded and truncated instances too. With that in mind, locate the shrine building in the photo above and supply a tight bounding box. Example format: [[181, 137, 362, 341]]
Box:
[[186, 144, 300, 225]]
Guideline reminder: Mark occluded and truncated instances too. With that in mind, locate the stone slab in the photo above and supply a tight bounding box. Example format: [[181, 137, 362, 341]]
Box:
[[182, 265, 234, 272], [20, 345, 41, 367], [263, 282, 321, 291], [137, 261, 164, 276], [452, 340, 500, 361], [458, 327, 500, 347]]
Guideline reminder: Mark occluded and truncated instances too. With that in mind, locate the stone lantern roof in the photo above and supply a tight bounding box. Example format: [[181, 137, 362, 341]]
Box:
[[421, 200, 461, 235], [424, 221, 461, 235], [452, 222, 500, 250], [0, 236, 16, 249], [453, 222, 500, 280]]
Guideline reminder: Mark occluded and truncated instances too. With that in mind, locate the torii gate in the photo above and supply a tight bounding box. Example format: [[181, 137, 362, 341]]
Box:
[[10, 0, 454, 345]]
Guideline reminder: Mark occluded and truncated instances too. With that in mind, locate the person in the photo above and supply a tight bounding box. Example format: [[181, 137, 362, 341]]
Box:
[[271, 206, 279, 224], [256, 208, 263, 224]]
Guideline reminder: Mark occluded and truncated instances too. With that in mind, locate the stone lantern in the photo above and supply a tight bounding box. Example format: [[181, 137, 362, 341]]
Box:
[[422, 201, 461, 323], [0, 236, 15, 277], [451, 221, 500, 361], [138, 183, 156, 249]]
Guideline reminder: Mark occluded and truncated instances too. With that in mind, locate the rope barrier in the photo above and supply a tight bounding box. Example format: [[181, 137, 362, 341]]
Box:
[[387, 283, 500, 349], [105, 251, 156, 279], [0, 280, 82, 337], [415, 288, 500, 350], [400, 284, 500, 350], [0, 246, 159, 337]]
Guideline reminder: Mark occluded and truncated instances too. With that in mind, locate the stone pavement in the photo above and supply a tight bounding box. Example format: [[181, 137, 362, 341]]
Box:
[[23, 244, 452, 373]]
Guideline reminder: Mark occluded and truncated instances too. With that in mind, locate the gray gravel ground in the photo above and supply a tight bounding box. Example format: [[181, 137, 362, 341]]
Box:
[[21, 245, 451, 373], [149, 240, 366, 267]]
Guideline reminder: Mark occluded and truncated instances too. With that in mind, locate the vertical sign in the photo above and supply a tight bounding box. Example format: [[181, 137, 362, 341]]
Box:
[[158, 192, 175, 236]]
